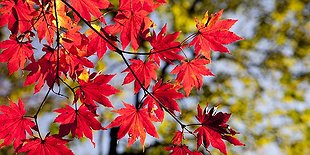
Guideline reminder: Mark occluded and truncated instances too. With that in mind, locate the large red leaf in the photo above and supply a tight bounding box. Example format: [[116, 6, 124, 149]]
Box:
[[189, 10, 243, 59], [54, 104, 105, 145], [148, 24, 183, 65], [0, 36, 34, 74], [194, 105, 245, 155], [105, 0, 156, 50], [0, 0, 34, 34], [143, 80, 184, 121], [34, 12, 56, 44], [0, 99, 35, 149], [171, 58, 213, 96], [69, 0, 110, 22], [107, 102, 159, 147], [87, 28, 118, 59], [24, 45, 64, 93], [18, 135, 73, 155], [122, 59, 158, 93], [76, 74, 118, 107]]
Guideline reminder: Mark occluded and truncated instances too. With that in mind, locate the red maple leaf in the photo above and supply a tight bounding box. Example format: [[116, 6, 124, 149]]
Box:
[[34, 12, 56, 44], [0, 35, 34, 74], [122, 59, 158, 93], [87, 28, 118, 59], [54, 104, 105, 145], [69, 0, 111, 22], [143, 80, 184, 121], [148, 24, 183, 65], [171, 57, 213, 96], [105, 0, 155, 50], [0, 99, 35, 149], [107, 102, 159, 147], [164, 144, 191, 155], [189, 10, 243, 59], [0, 0, 34, 34], [172, 130, 183, 145], [76, 74, 118, 107], [62, 46, 94, 78], [18, 135, 73, 155], [194, 105, 245, 155], [24, 45, 64, 93]]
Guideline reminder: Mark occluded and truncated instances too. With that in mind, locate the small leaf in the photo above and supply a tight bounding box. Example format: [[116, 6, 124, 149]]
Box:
[[194, 104, 244, 154], [76, 74, 118, 107], [54, 104, 105, 145], [171, 57, 213, 96], [190, 10, 243, 59], [0, 36, 34, 74], [0, 99, 35, 149], [107, 102, 159, 147], [144, 80, 184, 121], [122, 59, 158, 93]]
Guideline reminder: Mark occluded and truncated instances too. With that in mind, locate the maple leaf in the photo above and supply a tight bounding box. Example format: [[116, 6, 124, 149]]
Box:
[[87, 27, 118, 59], [0, 36, 34, 74], [24, 45, 63, 93], [122, 59, 158, 93], [164, 144, 191, 155], [76, 74, 118, 107], [69, 0, 111, 22], [105, 0, 155, 50], [172, 130, 183, 145], [0, 99, 35, 149], [194, 105, 245, 155], [0, 0, 34, 34], [53, 0, 72, 29], [107, 102, 159, 147], [51, 25, 96, 78], [34, 12, 56, 44], [171, 57, 214, 96], [54, 104, 105, 145], [62, 46, 94, 78], [143, 80, 184, 121], [18, 135, 74, 155], [189, 10, 243, 59], [148, 24, 184, 65]]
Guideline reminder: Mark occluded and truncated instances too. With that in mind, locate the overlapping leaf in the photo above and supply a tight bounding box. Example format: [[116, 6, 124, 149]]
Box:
[[107, 102, 158, 147], [171, 58, 213, 96], [122, 59, 158, 93], [34, 12, 56, 44], [56, 26, 95, 77], [18, 135, 73, 155], [54, 104, 105, 144], [24, 45, 63, 93], [171, 130, 183, 145], [69, 0, 110, 22], [189, 10, 243, 59], [164, 144, 192, 155], [0, 0, 34, 34], [105, 0, 158, 50], [143, 80, 184, 121], [0, 36, 34, 74], [87, 27, 118, 59], [194, 105, 245, 155], [76, 74, 118, 107], [0, 99, 35, 149], [148, 24, 183, 64]]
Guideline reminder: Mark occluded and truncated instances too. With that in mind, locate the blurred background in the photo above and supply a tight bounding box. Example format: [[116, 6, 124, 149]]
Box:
[[0, 0, 309, 155]]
